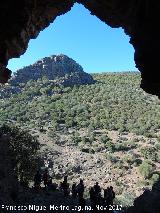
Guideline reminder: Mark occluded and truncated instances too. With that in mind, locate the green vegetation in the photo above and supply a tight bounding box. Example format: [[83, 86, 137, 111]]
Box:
[[0, 125, 40, 185], [0, 72, 159, 135], [0, 72, 160, 207], [138, 161, 154, 179], [140, 146, 158, 162], [150, 173, 159, 185]]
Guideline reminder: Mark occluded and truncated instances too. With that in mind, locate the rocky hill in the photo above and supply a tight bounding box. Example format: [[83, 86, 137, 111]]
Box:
[[0, 54, 95, 99], [9, 54, 94, 86]]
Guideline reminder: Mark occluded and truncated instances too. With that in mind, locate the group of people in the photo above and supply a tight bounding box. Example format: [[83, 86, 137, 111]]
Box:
[[90, 184, 115, 212], [60, 177, 115, 212], [59, 176, 85, 199], [34, 169, 52, 189], [34, 171, 115, 212]]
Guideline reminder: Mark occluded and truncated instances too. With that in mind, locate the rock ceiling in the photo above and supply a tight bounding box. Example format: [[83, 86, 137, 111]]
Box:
[[0, 0, 159, 97]]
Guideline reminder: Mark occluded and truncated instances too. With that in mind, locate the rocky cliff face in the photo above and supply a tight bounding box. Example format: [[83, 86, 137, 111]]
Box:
[[10, 54, 94, 86]]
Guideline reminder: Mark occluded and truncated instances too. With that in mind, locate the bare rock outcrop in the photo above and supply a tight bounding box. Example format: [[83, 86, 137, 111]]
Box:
[[10, 54, 94, 86]]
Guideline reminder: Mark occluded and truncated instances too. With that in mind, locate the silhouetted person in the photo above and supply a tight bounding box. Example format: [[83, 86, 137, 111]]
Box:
[[34, 170, 41, 189], [77, 179, 85, 199], [64, 175, 68, 183], [47, 176, 53, 189], [79, 197, 86, 213], [72, 182, 77, 198], [61, 176, 70, 197], [104, 187, 109, 203], [103, 187, 111, 212], [93, 182, 102, 206], [59, 182, 63, 192], [43, 169, 49, 188], [89, 187, 95, 201], [89, 187, 97, 212], [109, 186, 115, 205], [104, 186, 115, 212], [94, 182, 101, 197], [104, 188, 107, 197]]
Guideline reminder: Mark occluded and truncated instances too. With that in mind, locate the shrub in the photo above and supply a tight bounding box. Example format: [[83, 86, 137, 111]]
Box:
[[115, 160, 124, 169], [99, 134, 111, 144], [70, 132, 81, 145], [115, 192, 135, 207], [133, 158, 142, 167], [115, 143, 130, 152], [140, 146, 158, 162], [105, 141, 115, 152], [138, 161, 154, 179], [47, 130, 56, 138], [158, 137, 160, 143], [150, 174, 159, 185], [155, 143, 160, 150], [106, 154, 119, 163], [123, 155, 134, 166], [0, 124, 40, 185]]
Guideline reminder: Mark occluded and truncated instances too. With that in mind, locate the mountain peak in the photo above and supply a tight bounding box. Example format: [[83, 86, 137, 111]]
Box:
[[35, 54, 74, 65], [10, 54, 94, 86]]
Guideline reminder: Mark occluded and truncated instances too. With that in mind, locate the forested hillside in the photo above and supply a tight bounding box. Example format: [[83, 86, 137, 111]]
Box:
[[0, 72, 159, 136], [0, 72, 160, 207]]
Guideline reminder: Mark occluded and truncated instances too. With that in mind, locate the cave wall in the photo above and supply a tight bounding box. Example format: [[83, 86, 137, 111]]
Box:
[[0, 0, 73, 82], [78, 0, 160, 97], [0, 0, 160, 97]]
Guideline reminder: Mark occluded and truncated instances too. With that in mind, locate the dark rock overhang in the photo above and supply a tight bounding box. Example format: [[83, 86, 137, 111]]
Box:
[[0, 0, 160, 97]]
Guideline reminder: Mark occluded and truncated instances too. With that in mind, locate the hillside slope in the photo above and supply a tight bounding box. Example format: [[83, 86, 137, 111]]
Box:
[[0, 72, 159, 136], [0, 71, 160, 209]]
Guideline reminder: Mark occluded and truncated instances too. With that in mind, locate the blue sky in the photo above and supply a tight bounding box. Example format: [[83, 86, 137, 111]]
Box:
[[7, 3, 138, 73]]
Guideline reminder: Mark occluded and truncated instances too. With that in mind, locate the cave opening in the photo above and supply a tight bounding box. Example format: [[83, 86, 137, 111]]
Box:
[[7, 3, 137, 74]]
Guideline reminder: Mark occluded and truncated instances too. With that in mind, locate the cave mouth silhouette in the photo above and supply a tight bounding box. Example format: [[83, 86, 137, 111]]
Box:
[[0, 1, 160, 97], [0, 1, 160, 213], [7, 3, 137, 75]]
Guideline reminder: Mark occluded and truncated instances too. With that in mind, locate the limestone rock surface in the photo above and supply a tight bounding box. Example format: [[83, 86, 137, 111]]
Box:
[[10, 54, 94, 86]]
